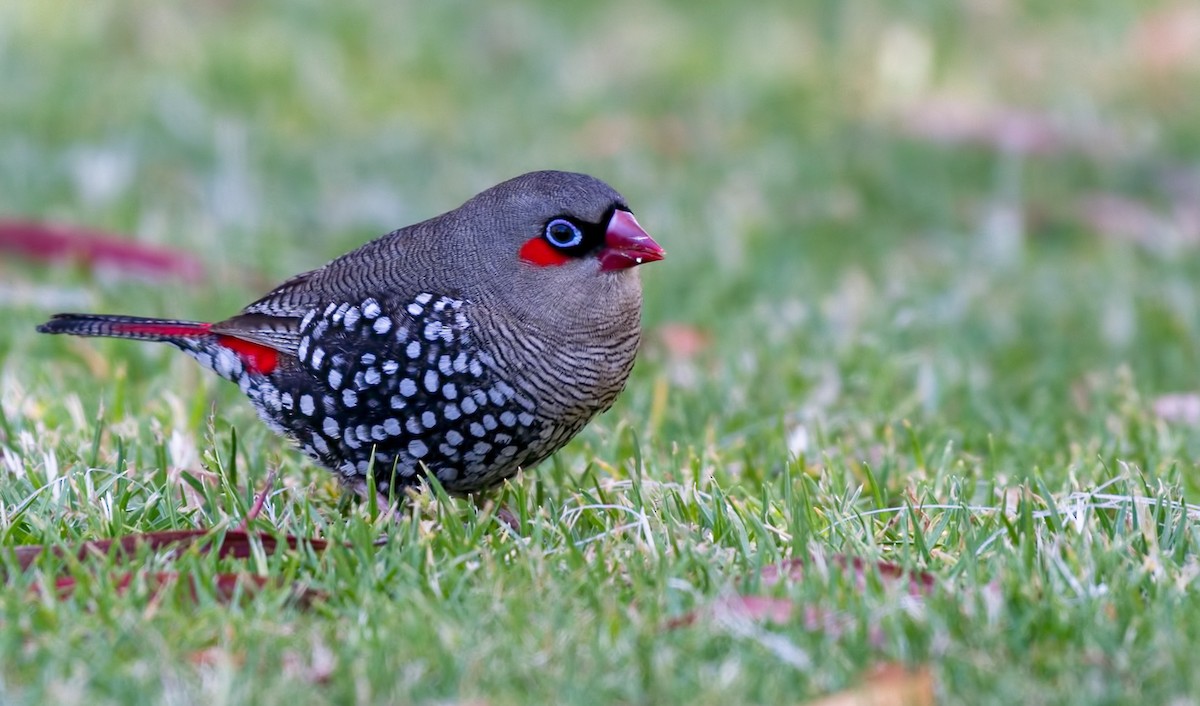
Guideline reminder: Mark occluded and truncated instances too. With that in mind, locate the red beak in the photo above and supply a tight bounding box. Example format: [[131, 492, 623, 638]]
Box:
[[599, 210, 664, 271]]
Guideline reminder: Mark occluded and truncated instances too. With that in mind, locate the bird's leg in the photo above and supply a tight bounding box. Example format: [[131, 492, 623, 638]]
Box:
[[472, 495, 522, 533], [235, 466, 280, 532], [343, 475, 403, 524]]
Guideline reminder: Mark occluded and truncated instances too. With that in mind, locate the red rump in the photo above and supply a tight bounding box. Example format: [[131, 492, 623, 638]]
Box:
[[519, 238, 570, 267], [216, 336, 280, 375]]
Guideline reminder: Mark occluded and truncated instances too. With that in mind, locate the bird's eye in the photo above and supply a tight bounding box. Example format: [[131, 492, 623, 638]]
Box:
[[544, 219, 584, 249]]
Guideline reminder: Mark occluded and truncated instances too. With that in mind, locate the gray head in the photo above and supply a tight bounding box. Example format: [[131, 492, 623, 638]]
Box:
[[449, 170, 664, 335]]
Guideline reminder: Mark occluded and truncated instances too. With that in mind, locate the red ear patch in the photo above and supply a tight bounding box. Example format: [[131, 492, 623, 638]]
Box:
[[519, 238, 570, 267]]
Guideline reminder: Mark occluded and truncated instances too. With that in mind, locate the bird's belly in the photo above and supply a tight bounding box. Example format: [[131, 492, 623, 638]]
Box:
[[232, 293, 636, 497]]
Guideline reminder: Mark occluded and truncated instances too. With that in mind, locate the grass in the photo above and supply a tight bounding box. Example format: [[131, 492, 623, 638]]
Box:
[[4, 0, 1200, 703]]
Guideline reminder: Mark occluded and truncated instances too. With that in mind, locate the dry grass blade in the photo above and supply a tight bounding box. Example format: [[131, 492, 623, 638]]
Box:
[[47, 571, 326, 606], [0, 220, 205, 282], [666, 555, 937, 634], [805, 664, 936, 706], [9, 530, 330, 572]]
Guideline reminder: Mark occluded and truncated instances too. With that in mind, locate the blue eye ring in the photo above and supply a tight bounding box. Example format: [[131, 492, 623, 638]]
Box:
[[545, 219, 584, 249]]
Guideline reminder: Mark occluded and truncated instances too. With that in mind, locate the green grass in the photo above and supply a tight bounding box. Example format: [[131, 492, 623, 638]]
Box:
[[4, 1, 1200, 703]]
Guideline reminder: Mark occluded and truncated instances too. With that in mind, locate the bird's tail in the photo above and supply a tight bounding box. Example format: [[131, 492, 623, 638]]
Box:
[[37, 313, 213, 342]]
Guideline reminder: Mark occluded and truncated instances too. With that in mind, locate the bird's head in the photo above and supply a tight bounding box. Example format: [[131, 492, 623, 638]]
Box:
[[455, 171, 664, 331]]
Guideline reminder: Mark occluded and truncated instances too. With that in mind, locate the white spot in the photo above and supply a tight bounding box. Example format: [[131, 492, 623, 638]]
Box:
[[343, 429, 361, 449], [356, 425, 372, 442], [453, 352, 469, 373], [300, 395, 315, 416], [482, 414, 498, 431], [446, 430, 464, 446], [357, 460, 370, 474], [332, 302, 350, 322], [298, 338, 309, 361], [442, 383, 457, 400], [300, 309, 317, 329], [469, 422, 485, 437], [338, 461, 356, 476], [444, 403, 461, 420], [424, 322, 443, 341], [424, 369, 439, 393], [263, 389, 282, 411], [408, 439, 428, 458], [518, 412, 535, 426], [215, 349, 237, 378], [499, 445, 518, 458], [323, 417, 340, 437], [500, 411, 516, 427], [362, 298, 381, 319], [438, 355, 453, 375], [407, 302, 424, 316], [342, 388, 358, 407], [461, 397, 478, 415], [400, 378, 417, 397], [469, 359, 484, 377], [361, 353, 376, 364], [328, 369, 343, 389], [371, 425, 387, 441], [406, 417, 423, 434], [311, 433, 329, 455], [472, 441, 492, 455], [406, 340, 421, 359], [373, 316, 392, 335], [382, 359, 399, 374], [280, 392, 294, 410], [384, 418, 402, 436], [488, 388, 507, 405], [323, 303, 337, 316], [422, 411, 436, 428], [415, 292, 433, 305], [343, 306, 361, 328], [311, 347, 326, 369], [390, 395, 405, 409], [364, 368, 381, 385]]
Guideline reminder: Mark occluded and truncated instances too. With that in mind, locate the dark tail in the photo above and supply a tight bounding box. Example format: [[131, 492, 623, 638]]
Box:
[[37, 314, 213, 342]]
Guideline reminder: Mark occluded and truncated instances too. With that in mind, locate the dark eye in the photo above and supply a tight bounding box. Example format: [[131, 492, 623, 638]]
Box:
[[545, 219, 584, 249]]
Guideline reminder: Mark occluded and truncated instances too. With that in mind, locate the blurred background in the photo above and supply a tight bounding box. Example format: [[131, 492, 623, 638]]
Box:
[[3, 0, 1200, 483]]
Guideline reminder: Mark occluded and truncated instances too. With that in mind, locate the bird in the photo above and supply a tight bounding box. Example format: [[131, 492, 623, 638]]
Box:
[[37, 170, 664, 501]]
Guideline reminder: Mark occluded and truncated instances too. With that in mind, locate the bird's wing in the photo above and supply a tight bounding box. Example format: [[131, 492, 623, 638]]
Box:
[[210, 228, 432, 356], [198, 268, 321, 356], [208, 312, 305, 356]]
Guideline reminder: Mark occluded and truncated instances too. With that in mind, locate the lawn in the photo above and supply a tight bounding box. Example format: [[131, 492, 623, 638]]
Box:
[[4, 1, 1200, 704]]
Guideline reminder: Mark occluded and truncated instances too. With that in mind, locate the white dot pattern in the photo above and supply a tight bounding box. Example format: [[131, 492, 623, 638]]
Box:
[[207, 293, 564, 496]]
